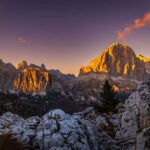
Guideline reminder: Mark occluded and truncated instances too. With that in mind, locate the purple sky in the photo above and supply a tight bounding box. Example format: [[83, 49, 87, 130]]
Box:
[[0, 0, 150, 75]]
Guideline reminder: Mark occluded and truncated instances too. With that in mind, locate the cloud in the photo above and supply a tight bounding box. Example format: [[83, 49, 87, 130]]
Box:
[[17, 37, 27, 44], [117, 11, 150, 41]]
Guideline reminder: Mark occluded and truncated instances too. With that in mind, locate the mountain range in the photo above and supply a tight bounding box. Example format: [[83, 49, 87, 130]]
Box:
[[0, 42, 150, 150], [0, 43, 150, 102]]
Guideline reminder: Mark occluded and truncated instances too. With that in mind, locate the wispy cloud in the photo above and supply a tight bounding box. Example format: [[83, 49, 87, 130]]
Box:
[[17, 37, 27, 44], [117, 11, 150, 41]]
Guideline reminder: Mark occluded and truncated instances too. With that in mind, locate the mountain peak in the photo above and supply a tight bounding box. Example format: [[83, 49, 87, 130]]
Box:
[[0, 59, 16, 71], [17, 60, 28, 70], [109, 42, 127, 48], [41, 64, 46, 71], [80, 43, 147, 81], [107, 42, 135, 55]]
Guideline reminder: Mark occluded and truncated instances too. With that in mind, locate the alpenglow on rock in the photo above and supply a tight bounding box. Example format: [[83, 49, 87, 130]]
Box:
[[5, 61, 65, 93], [14, 67, 49, 93], [80, 43, 147, 81], [17, 60, 28, 70], [137, 54, 150, 74]]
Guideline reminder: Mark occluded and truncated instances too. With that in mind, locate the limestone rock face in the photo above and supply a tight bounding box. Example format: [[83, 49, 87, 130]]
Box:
[[14, 67, 49, 93], [0, 59, 66, 93], [0, 109, 120, 150], [137, 54, 150, 74], [0, 69, 17, 90], [14, 62, 65, 93], [80, 43, 147, 81], [116, 79, 150, 150], [0, 59, 16, 71], [0, 59, 17, 90]]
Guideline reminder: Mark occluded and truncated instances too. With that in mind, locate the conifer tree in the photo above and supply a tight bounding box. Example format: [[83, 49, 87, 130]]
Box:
[[100, 80, 118, 113]]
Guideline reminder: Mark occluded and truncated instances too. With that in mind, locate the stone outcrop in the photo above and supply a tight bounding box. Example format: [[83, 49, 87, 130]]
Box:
[[80, 43, 147, 81], [0, 109, 120, 150], [116, 79, 150, 150]]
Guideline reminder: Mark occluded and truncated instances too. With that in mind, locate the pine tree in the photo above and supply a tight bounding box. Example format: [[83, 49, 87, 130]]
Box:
[[100, 80, 118, 113]]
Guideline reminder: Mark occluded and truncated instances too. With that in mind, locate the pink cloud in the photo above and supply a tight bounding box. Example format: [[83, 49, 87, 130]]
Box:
[[117, 11, 150, 41], [134, 19, 145, 29], [17, 37, 27, 44], [144, 12, 150, 24]]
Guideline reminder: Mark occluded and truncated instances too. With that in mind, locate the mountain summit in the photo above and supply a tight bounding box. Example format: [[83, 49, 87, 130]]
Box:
[[80, 43, 147, 81]]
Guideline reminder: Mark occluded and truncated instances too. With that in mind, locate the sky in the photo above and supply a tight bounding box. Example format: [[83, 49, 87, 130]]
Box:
[[0, 0, 150, 75]]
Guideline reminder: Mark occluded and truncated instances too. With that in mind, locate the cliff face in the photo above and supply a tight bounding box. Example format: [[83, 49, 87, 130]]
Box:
[[0, 60, 17, 91], [0, 59, 16, 71], [0, 60, 65, 94], [137, 54, 150, 74], [80, 43, 147, 81], [14, 67, 49, 93], [0, 69, 17, 91], [17, 60, 28, 70]]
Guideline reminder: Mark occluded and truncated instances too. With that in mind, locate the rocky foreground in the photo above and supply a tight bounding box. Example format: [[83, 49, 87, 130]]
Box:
[[0, 79, 150, 150], [0, 109, 119, 150]]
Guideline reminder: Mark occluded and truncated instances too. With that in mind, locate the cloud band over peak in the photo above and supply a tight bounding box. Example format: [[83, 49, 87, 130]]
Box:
[[117, 11, 150, 40]]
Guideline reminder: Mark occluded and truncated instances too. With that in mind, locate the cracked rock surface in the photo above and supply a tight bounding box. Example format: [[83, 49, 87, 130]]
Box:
[[116, 79, 150, 150], [0, 109, 119, 150]]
